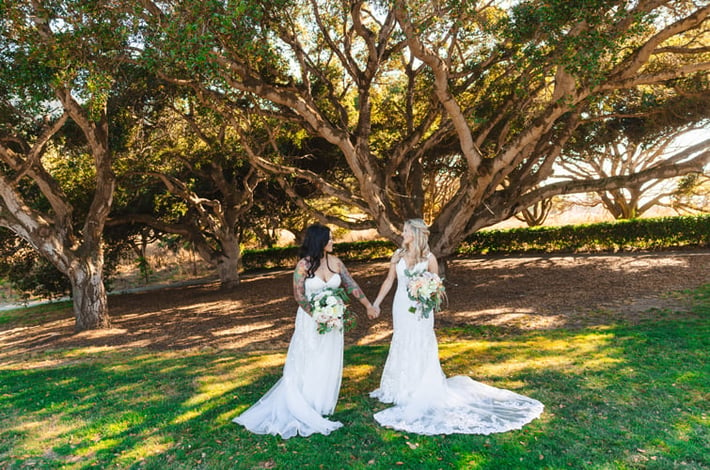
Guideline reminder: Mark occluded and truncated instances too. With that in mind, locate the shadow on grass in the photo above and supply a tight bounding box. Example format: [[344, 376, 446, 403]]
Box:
[[0, 350, 283, 468], [0, 285, 707, 469], [2, 297, 707, 469]]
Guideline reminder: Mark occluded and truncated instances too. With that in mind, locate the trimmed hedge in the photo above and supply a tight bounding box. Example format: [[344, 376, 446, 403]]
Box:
[[241, 215, 710, 271], [459, 214, 710, 255]]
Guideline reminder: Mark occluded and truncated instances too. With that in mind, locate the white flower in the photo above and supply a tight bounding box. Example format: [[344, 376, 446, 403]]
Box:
[[308, 286, 355, 334], [406, 271, 446, 319]]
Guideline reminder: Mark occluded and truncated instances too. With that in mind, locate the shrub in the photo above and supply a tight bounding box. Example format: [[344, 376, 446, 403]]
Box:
[[458, 215, 710, 255]]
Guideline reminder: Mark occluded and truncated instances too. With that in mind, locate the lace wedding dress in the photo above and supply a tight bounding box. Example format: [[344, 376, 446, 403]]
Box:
[[370, 257, 544, 435], [234, 274, 344, 439]]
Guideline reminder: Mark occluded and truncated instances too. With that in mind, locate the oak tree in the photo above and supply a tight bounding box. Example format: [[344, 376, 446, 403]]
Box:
[[132, 0, 709, 264], [0, 1, 136, 329]]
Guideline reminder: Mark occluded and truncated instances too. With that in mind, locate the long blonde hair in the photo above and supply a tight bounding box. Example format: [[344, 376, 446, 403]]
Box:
[[402, 218, 431, 262]]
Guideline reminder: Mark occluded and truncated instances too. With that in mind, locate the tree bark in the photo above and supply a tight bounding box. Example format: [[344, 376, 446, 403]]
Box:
[[69, 255, 111, 330], [214, 230, 241, 289], [138, 0, 710, 261], [216, 256, 240, 289]]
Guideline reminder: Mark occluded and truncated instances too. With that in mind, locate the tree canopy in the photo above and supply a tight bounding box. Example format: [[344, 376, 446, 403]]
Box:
[[1, 0, 708, 328], [132, 0, 710, 257], [0, 0, 142, 328]]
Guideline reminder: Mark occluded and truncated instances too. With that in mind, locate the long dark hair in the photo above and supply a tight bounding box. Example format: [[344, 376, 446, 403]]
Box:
[[299, 224, 332, 278]]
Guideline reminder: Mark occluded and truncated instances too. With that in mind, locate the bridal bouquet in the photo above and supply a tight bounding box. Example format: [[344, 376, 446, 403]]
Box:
[[405, 270, 446, 319], [309, 287, 355, 334]]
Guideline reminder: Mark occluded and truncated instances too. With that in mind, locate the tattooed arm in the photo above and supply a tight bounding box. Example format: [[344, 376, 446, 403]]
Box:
[[335, 256, 378, 319], [293, 258, 312, 315]]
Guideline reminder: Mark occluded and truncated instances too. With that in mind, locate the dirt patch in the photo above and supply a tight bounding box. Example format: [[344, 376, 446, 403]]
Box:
[[1, 250, 708, 362]]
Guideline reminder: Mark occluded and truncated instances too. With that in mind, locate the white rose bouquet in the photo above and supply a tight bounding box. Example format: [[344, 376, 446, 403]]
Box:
[[309, 287, 355, 334], [405, 270, 446, 319]]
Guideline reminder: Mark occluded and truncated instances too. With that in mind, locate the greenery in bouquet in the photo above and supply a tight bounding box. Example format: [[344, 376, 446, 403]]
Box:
[[405, 270, 446, 319], [309, 287, 356, 334]]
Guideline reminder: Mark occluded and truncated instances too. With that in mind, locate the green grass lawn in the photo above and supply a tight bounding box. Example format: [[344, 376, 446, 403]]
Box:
[[0, 286, 708, 469]]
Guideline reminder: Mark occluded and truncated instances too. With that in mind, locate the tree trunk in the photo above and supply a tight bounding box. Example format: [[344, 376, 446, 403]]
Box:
[[69, 257, 110, 331], [437, 255, 450, 281], [216, 256, 240, 289], [215, 236, 241, 289]]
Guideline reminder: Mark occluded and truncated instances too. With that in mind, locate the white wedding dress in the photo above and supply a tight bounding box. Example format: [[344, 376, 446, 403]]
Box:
[[233, 274, 344, 439], [370, 257, 544, 435]]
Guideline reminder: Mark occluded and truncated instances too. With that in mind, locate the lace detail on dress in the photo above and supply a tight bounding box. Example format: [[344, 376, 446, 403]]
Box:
[[370, 258, 544, 435], [234, 274, 345, 439], [373, 375, 544, 435]]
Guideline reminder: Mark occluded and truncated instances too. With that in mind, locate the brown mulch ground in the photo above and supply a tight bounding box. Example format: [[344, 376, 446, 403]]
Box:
[[1, 250, 708, 361]]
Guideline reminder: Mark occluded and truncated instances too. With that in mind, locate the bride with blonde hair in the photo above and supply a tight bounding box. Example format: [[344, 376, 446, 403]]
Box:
[[370, 219, 543, 435]]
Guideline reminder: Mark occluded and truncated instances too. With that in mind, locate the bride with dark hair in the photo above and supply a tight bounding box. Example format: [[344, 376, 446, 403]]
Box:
[[233, 224, 377, 439]]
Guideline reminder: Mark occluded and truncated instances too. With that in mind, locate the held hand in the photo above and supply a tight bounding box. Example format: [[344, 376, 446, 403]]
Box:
[[366, 304, 379, 319]]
